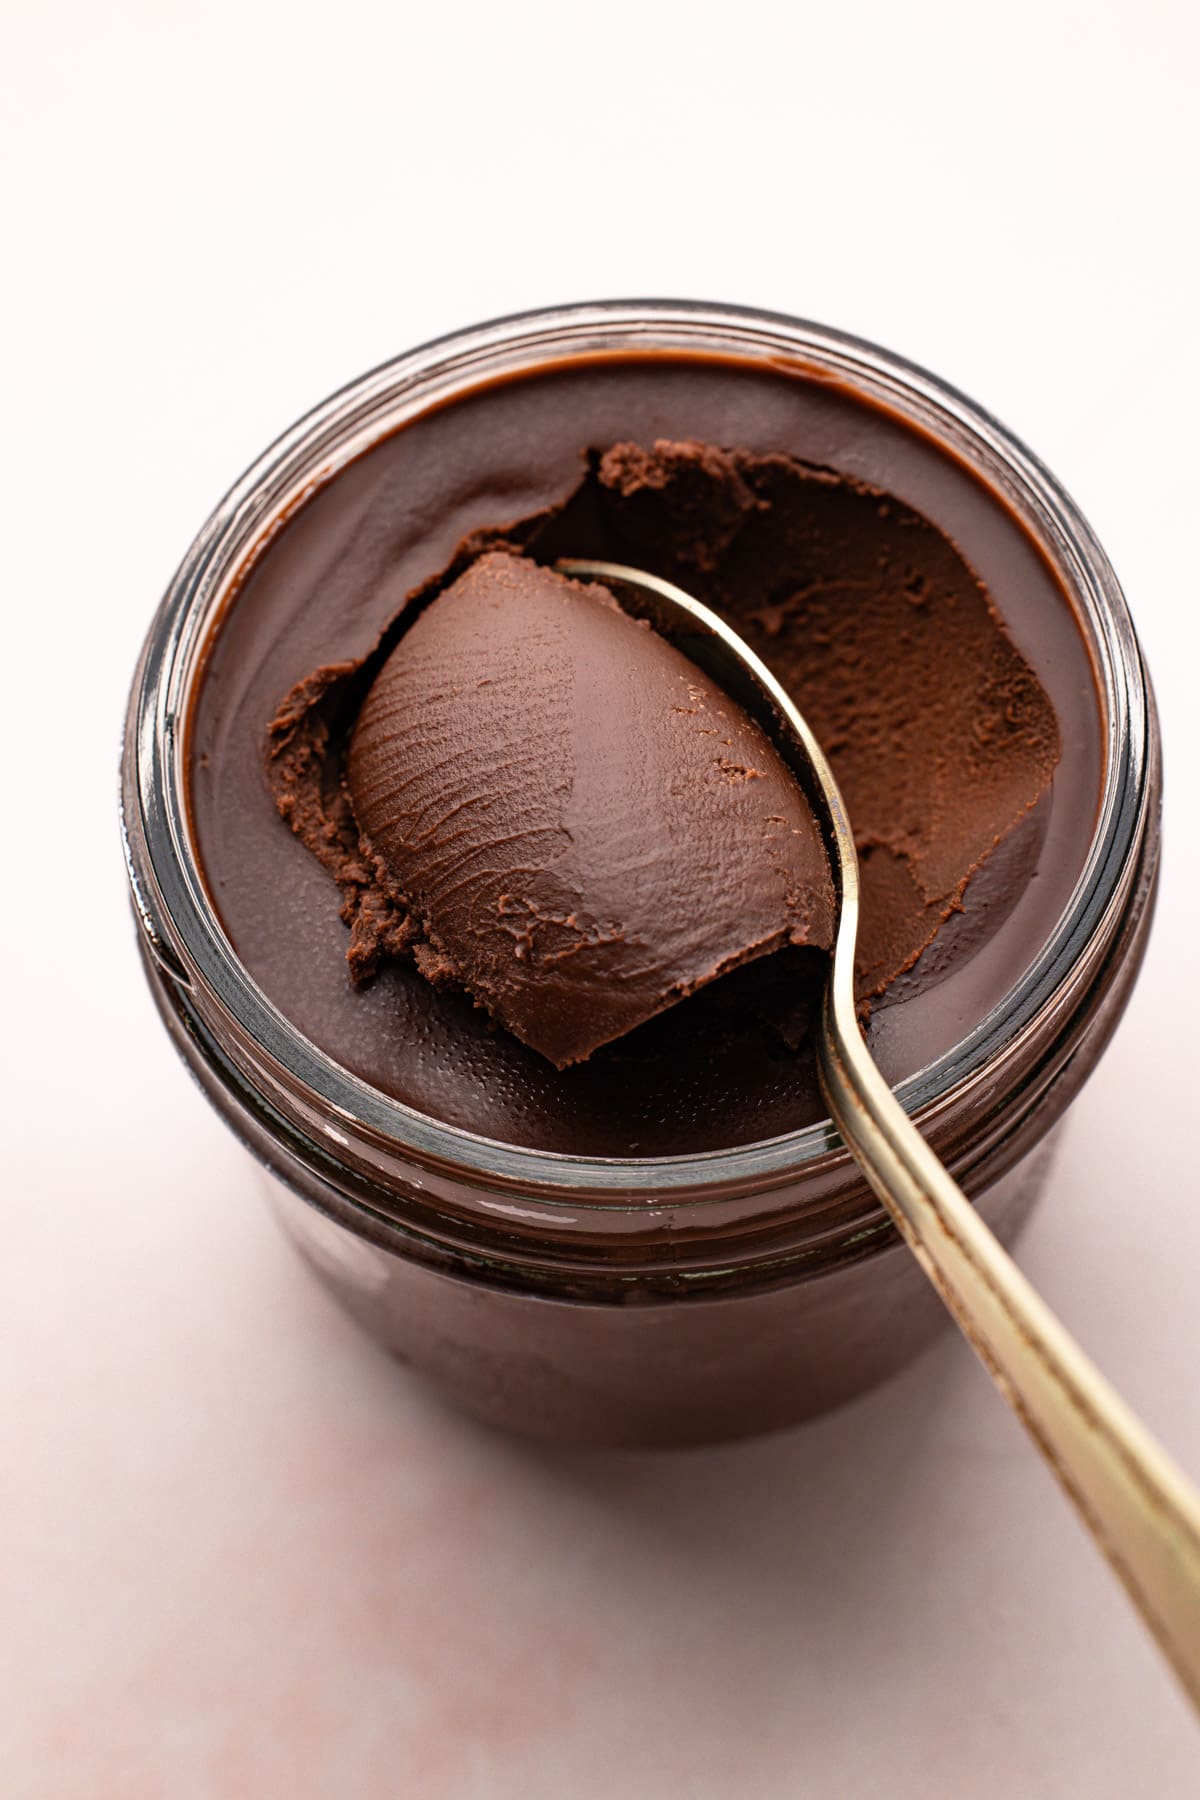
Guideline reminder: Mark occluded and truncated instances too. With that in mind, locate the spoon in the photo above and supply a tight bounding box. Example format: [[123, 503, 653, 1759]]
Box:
[[559, 557, 1200, 1709]]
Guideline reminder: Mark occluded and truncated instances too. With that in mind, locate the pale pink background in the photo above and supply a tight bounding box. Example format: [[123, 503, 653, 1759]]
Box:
[[4, 1, 1200, 1792]]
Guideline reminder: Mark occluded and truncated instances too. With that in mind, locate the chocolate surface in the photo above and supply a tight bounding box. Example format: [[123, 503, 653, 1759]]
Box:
[[189, 354, 1102, 1156]]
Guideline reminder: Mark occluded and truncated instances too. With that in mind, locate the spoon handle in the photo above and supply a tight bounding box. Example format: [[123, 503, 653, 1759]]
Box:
[[818, 985, 1200, 1711], [556, 555, 1200, 1703]]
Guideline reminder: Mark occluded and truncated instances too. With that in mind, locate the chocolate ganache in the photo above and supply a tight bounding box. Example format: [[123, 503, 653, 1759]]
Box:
[[187, 355, 1101, 1156], [341, 551, 836, 1068]]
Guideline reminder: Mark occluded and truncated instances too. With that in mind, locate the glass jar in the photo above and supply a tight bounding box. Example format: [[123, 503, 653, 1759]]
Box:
[[121, 302, 1161, 1447]]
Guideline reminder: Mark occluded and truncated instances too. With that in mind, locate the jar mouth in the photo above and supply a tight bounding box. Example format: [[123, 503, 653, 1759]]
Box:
[[126, 299, 1147, 1200]]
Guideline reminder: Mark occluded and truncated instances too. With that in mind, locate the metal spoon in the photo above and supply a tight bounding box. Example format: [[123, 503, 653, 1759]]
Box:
[[559, 557, 1200, 1710]]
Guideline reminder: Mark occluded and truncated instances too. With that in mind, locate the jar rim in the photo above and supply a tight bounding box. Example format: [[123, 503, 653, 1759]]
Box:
[[124, 299, 1148, 1200]]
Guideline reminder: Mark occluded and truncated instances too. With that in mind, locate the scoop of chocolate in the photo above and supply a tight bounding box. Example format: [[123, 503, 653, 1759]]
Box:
[[345, 551, 835, 1068]]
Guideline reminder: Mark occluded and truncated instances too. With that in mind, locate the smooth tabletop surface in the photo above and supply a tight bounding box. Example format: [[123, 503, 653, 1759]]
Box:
[[3, 2, 1199, 1793]]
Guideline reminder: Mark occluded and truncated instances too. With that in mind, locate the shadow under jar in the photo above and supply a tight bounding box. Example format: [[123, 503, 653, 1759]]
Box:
[[121, 302, 1160, 1448]]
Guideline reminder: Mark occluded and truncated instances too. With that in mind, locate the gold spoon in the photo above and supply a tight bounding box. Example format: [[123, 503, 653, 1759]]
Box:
[[559, 557, 1200, 1711]]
